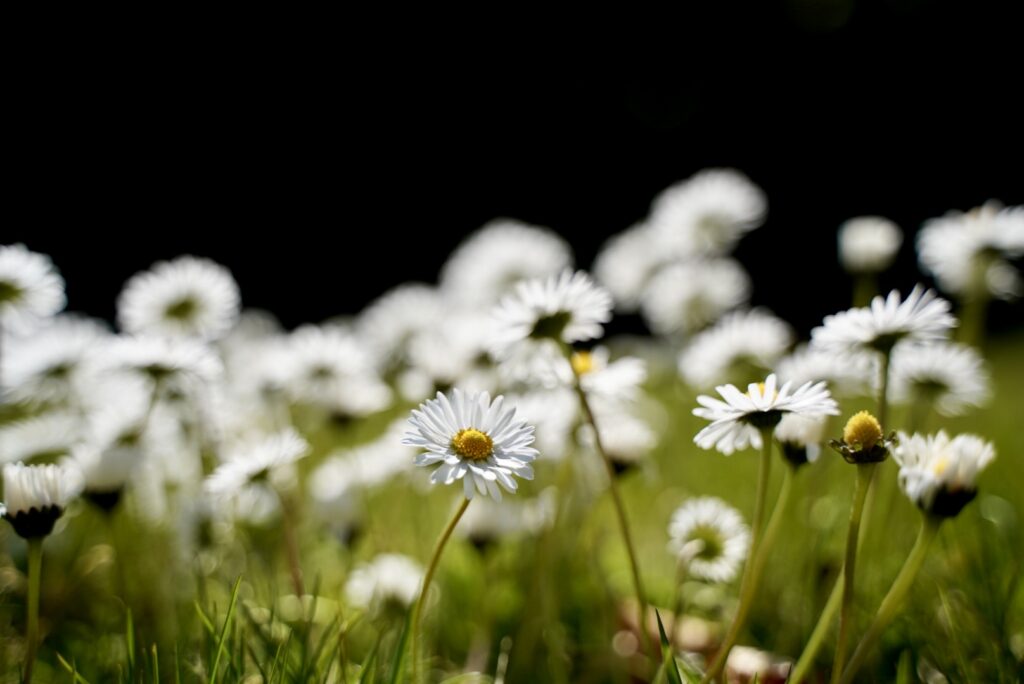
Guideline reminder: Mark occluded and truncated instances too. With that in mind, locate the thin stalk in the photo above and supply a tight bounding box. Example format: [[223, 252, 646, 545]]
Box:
[[876, 350, 891, 430], [24, 537, 44, 684], [839, 517, 941, 684], [276, 490, 305, 597], [852, 274, 876, 308], [410, 497, 471, 684]]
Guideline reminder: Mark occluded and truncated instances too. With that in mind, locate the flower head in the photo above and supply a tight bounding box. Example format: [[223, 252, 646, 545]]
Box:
[[640, 259, 751, 335], [1, 462, 82, 538], [345, 554, 424, 612], [831, 411, 893, 464], [205, 429, 310, 498], [0, 244, 66, 334], [838, 216, 903, 274], [890, 342, 990, 416], [679, 309, 793, 388], [775, 413, 826, 468], [668, 497, 750, 583], [894, 431, 995, 517]]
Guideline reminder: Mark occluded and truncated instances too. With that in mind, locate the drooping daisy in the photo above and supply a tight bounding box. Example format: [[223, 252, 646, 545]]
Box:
[[918, 201, 1024, 301], [205, 429, 310, 498], [894, 431, 995, 517], [117, 256, 241, 341], [639, 259, 751, 335], [890, 342, 990, 417], [774, 413, 827, 467], [402, 389, 538, 501], [344, 554, 424, 612], [592, 223, 672, 312], [678, 309, 793, 388], [810, 286, 956, 356], [357, 283, 445, 370], [837, 216, 903, 274], [440, 219, 573, 306], [1, 462, 82, 539], [1, 315, 109, 404], [667, 497, 750, 583], [0, 244, 66, 334], [774, 344, 875, 397], [693, 374, 839, 455]]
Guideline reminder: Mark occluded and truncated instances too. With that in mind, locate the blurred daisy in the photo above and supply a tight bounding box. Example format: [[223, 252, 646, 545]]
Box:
[[890, 342, 990, 416], [440, 219, 573, 306], [693, 374, 839, 455], [593, 224, 670, 312], [774, 413, 826, 467], [639, 259, 751, 335], [358, 283, 444, 370], [1, 315, 109, 404], [0, 412, 83, 465], [895, 431, 995, 518], [401, 310, 495, 400], [107, 335, 222, 388], [578, 409, 657, 475], [0, 244, 66, 334], [205, 429, 310, 498], [648, 168, 767, 256], [505, 388, 578, 461], [345, 554, 423, 612], [667, 497, 750, 583], [1, 462, 82, 539], [117, 256, 241, 340], [679, 309, 793, 388], [838, 216, 903, 274], [458, 497, 530, 550], [918, 201, 1024, 300], [402, 389, 538, 501], [774, 344, 874, 397], [810, 286, 956, 356]]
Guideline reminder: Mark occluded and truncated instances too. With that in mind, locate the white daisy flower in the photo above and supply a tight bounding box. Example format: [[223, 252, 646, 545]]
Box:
[[810, 286, 956, 356], [678, 309, 794, 388], [693, 374, 839, 455], [640, 259, 751, 335], [505, 388, 579, 461], [345, 554, 424, 611], [490, 270, 612, 362], [106, 335, 223, 388], [578, 408, 657, 474], [774, 413, 827, 467], [774, 344, 874, 397], [358, 283, 445, 370], [117, 256, 241, 340], [458, 496, 531, 549], [593, 224, 671, 312], [890, 342, 990, 417], [838, 216, 903, 273], [1, 462, 82, 538], [648, 168, 767, 256], [402, 309, 495, 400], [205, 429, 310, 498], [0, 412, 83, 465], [0, 244, 66, 334], [440, 219, 573, 306], [667, 497, 750, 583], [918, 201, 1024, 300], [894, 431, 995, 517], [402, 389, 538, 501]]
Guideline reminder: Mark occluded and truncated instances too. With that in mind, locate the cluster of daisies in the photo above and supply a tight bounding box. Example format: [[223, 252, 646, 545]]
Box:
[[0, 173, 1019, 681]]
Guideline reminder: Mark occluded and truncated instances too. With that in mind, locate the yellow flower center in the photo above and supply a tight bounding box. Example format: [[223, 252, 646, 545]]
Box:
[[571, 350, 595, 376], [451, 428, 494, 461], [931, 455, 950, 477], [750, 382, 778, 401], [843, 411, 883, 451]]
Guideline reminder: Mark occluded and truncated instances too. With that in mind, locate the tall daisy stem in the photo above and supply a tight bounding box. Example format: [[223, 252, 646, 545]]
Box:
[[702, 440, 789, 684], [839, 516, 940, 684], [276, 490, 305, 598], [23, 537, 43, 684], [570, 368, 654, 660], [410, 497, 471, 684]]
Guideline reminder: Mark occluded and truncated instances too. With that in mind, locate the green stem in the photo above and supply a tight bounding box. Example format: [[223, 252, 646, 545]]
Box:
[[276, 490, 305, 597], [24, 538, 43, 684], [877, 350, 891, 430], [852, 274, 876, 308], [790, 571, 843, 684], [839, 517, 941, 684], [701, 430, 779, 683], [830, 462, 877, 683], [410, 497, 471, 684]]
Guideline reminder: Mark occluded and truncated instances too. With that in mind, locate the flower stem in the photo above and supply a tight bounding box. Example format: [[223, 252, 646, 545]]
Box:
[[701, 440, 786, 683], [410, 497, 471, 684], [839, 516, 941, 684], [24, 537, 43, 684], [789, 570, 843, 684], [276, 490, 305, 598], [569, 365, 654, 660], [852, 274, 876, 308], [876, 350, 891, 430], [830, 462, 877, 683]]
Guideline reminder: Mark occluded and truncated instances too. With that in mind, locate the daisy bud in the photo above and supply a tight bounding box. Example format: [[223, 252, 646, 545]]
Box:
[[1, 463, 81, 539], [831, 411, 894, 464]]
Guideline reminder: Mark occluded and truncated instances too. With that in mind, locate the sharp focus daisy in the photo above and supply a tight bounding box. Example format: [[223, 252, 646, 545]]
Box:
[[667, 497, 750, 583], [810, 286, 956, 356], [205, 429, 311, 499], [440, 219, 573, 306], [0, 244, 66, 334], [894, 431, 995, 518], [693, 374, 839, 455], [678, 309, 793, 388], [117, 256, 241, 340], [402, 389, 538, 501], [837, 216, 903, 274], [344, 554, 424, 612], [890, 342, 991, 416], [639, 259, 751, 335], [1, 462, 82, 539]]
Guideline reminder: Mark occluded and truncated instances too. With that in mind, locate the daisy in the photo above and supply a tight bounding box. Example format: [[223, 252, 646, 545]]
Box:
[[106, 335, 223, 388], [890, 342, 990, 416], [0, 412, 83, 465], [504, 388, 579, 461], [640, 259, 751, 335], [667, 497, 750, 583], [357, 283, 445, 370], [894, 431, 995, 517], [489, 270, 612, 362], [774, 413, 826, 467], [117, 256, 241, 340], [205, 429, 310, 498], [837, 216, 903, 274], [578, 408, 657, 475], [810, 286, 956, 356], [678, 309, 793, 388], [1, 315, 109, 404], [402, 389, 538, 501], [1, 462, 82, 539], [440, 219, 573, 306], [345, 554, 424, 611], [592, 224, 671, 312], [774, 344, 874, 397], [693, 374, 839, 455], [0, 244, 66, 334]]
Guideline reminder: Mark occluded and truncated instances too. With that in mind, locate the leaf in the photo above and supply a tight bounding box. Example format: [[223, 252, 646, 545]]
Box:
[[654, 610, 684, 684], [209, 575, 243, 684], [388, 612, 412, 684], [55, 652, 92, 684]]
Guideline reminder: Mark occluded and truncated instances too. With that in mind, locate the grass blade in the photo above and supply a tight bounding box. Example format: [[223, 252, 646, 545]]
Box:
[[55, 652, 92, 684], [209, 576, 243, 684], [654, 609, 684, 684]]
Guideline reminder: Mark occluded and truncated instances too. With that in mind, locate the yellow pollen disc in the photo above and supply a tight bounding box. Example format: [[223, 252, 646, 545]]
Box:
[[451, 428, 494, 461], [931, 455, 950, 477], [843, 410, 883, 450], [751, 382, 778, 400], [571, 350, 595, 376]]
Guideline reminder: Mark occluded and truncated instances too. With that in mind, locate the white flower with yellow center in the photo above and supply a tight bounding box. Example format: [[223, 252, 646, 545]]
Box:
[[894, 431, 995, 517], [679, 309, 793, 388], [838, 216, 903, 274], [693, 374, 839, 455], [668, 497, 750, 583], [118, 256, 241, 341], [0, 244, 66, 334], [403, 389, 538, 501], [640, 259, 751, 335], [890, 342, 990, 416]]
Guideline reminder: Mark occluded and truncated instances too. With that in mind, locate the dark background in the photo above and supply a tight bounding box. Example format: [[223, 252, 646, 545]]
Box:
[[7, 1, 1022, 337]]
